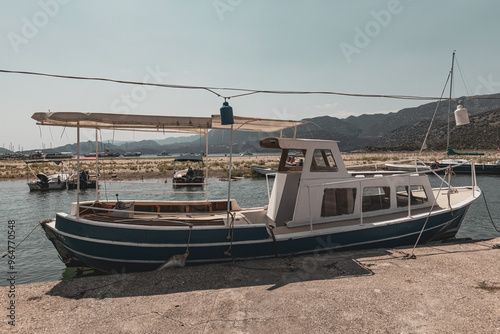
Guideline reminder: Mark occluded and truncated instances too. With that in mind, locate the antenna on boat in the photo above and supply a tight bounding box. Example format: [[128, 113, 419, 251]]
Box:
[[446, 50, 455, 151], [421, 51, 472, 154], [446, 51, 475, 156]]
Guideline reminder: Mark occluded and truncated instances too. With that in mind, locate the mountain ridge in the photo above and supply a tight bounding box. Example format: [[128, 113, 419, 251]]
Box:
[[5, 93, 500, 155]]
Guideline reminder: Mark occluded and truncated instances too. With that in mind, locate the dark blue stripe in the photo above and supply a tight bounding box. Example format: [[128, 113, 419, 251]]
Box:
[[55, 214, 270, 243]]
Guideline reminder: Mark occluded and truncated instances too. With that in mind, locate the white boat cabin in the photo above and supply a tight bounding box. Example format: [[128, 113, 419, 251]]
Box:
[[261, 137, 435, 228]]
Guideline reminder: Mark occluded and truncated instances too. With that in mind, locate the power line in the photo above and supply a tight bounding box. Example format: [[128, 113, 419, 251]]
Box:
[[1, 69, 499, 101]]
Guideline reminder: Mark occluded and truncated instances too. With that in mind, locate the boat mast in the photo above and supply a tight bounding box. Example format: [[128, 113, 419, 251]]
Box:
[[447, 50, 455, 150]]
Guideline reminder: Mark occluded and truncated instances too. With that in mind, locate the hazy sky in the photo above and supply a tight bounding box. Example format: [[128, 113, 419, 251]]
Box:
[[1, 0, 499, 150]]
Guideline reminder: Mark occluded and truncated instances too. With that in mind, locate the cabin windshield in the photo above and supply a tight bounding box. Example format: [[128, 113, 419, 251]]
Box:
[[278, 149, 306, 172], [310, 149, 338, 172]]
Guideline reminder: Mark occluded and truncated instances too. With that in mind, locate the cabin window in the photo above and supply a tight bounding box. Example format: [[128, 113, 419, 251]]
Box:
[[396, 185, 429, 207], [278, 149, 306, 171], [321, 188, 357, 217], [310, 149, 338, 172], [362, 186, 391, 212]]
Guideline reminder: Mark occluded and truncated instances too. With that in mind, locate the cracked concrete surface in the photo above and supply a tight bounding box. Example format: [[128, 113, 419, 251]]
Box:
[[1, 237, 499, 333]]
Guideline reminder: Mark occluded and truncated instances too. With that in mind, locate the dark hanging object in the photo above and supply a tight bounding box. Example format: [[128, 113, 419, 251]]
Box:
[[220, 101, 234, 125]]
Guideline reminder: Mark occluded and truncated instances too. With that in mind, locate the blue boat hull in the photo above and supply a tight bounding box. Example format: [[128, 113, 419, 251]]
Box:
[[436, 163, 500, 174], [41, 205, 471, 274]]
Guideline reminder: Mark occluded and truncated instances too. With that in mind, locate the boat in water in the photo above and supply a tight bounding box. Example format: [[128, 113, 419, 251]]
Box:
[[172, 153, 205, 186], [251, 165, 277, 177], [385, 159, 431, 172], [84, 151, 120, 158], [240, 150, 254, 156], [430, 158, 500, 175], [157, 150, 171, 156], [32, 111, 481, 274], [123, 151, 142, 157], [25, 160, 71, 191], [27, 172, 71, 191], [66, 170, 99, 190]]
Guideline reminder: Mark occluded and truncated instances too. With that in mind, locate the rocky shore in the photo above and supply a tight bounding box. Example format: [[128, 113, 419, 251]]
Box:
[[0, 152, 459, 181]]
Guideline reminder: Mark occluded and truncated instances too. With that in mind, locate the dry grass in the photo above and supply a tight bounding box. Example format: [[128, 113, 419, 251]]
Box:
[[2, 151, 498, 181]]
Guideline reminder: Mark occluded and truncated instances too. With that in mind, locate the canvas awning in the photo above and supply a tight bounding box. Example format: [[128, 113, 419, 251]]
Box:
[[31, 112, 306, 134]]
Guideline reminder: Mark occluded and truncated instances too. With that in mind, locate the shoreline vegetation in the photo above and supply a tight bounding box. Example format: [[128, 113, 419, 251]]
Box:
[[1, 152, 499, 182]]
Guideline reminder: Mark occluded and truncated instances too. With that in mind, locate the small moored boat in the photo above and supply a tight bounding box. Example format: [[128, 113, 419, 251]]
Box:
[[25, 160, 71, 191], [172, 153, 205, 186], [251, 165, 277, 177]]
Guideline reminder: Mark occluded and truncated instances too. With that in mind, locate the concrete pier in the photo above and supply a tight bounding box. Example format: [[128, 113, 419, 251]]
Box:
[[2, 237, 499, 333]]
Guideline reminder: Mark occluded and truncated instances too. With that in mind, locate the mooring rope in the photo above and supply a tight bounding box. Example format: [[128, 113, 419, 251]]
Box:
[[2, 221, 40, 258], [406, 169, 449, 259], [224, 212, 236, 257], [482, 191, 500, 233], [186, 225, 193, 253]]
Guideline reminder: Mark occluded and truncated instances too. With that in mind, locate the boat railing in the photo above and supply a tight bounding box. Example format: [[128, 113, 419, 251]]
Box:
[[77, 200, 232, 221], [346, 157, 429, 171], [348, 157, 479, 191], [96, 179, 208, 195], [78, 204, 196, 226]]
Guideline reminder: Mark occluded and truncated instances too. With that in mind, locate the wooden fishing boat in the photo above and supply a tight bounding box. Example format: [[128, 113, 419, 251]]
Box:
[[33, 111, 481, 274]]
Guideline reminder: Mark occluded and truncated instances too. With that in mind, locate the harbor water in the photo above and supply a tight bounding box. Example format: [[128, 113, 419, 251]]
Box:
[[1, 174, 499, 286]]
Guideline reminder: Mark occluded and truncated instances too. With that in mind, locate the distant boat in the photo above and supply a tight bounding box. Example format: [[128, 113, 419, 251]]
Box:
[[431, 159, 500, 174], [27, 172, 70, 191], [43, 151, 73, 159], [84, 151, 120, 158], [172, 153, 205, 186], [251, 165, 277, 177], [157, 150, 171, 156], [123, 152, 142, 157], [25, 159, 71, 191], [419, 51, 499, 175], [240, 150, 253, 156], [66, 170, 98, 190], [385, 161, 431, 172]]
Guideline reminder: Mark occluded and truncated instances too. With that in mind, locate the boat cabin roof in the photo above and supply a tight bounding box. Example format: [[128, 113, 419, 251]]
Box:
[[260, 137, 349, 178], [174, 153, 204, 162]]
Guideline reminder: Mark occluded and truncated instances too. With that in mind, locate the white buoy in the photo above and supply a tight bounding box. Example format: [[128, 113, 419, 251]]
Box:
[[454, 105, 470, 126]]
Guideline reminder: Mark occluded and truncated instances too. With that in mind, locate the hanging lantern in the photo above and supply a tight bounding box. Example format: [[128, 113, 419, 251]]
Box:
[[454, 104, 470, 126], [220, 101, 234, 125]]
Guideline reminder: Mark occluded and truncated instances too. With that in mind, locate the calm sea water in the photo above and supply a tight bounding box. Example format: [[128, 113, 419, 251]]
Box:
[[1, 174, 499, 286]]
